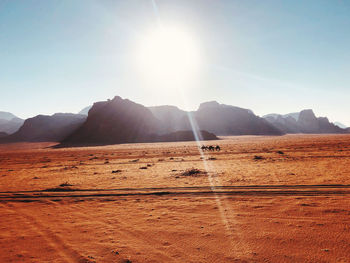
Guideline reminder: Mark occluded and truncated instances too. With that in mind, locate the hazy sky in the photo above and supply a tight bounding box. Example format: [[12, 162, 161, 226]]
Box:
[[1, 0, 350, 125]]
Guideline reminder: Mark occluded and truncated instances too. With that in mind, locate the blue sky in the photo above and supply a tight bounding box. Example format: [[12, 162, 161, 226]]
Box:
[[1, 0, 350, 125]]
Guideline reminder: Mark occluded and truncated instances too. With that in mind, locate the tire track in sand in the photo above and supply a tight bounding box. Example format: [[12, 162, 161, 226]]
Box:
[[52, 199, 247, 262], [1, 184, 350, 203], [53, 201, 184, 263], [0, 203, 92, 263]]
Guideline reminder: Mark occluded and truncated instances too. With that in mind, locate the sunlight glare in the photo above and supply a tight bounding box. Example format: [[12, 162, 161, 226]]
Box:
[[135, 26, 201, 85]]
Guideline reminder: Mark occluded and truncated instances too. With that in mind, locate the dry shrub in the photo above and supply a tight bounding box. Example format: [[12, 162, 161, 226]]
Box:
[[59, 182, 73, 187], [179, 168, 207, 177]]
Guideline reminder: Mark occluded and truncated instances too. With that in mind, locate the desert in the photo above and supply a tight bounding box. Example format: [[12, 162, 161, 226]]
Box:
[[2, 1, 350, 262], [1, 134, 350, 262]]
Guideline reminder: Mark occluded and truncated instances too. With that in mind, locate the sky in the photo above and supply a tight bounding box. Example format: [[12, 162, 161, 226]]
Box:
[[0, 0, 350, 126]]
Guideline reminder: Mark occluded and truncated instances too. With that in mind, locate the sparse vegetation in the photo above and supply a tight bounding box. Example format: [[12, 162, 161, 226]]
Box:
[[179, 168, 207, 177], [59, 182, 73, 187]]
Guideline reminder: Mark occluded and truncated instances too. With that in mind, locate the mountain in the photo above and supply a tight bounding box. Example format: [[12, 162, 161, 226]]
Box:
[[0, 112, 24, 134], [0, 111, 18, 121], [3, 97, 347, 146], [334, 122, 348, 129], [0, 113, 86, 143], [78, 106, 92, 115], [194, 101, 283, 135], [154, 130, 218, 142], [0, 117, 24, 134], [263, 114, 300, 133], [149, 101, 283, 136], [149, 105, 190, 133], [60, 96, 219, 147], [62, 96, 162, 146], [263, 109, 347, 134]]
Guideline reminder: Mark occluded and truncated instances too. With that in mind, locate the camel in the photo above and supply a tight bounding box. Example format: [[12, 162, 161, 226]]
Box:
[[201, 145, 220, 151], [201, 145, 208, 151]]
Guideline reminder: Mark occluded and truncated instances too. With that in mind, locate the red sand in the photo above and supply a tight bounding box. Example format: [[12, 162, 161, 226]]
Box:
[[1, 135, 350, 262]]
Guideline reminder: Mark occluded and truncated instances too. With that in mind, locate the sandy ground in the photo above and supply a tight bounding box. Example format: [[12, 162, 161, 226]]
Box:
[[0, 134, 350, 262]]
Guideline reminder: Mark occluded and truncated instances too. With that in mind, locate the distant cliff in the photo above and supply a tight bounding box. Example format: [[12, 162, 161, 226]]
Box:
[[0, 113, 86, 142], [263, 109, 347, 134], [0, 111, 24, 134], [2, 96, 348, 146], [150, 101, 283, 136]]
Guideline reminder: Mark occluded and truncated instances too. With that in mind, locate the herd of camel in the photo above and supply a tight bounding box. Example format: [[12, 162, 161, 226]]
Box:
[[200, 145, 221, 151]]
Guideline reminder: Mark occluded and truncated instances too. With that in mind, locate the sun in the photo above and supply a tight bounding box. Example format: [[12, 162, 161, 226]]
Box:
[[135, 26, 201, 84]]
